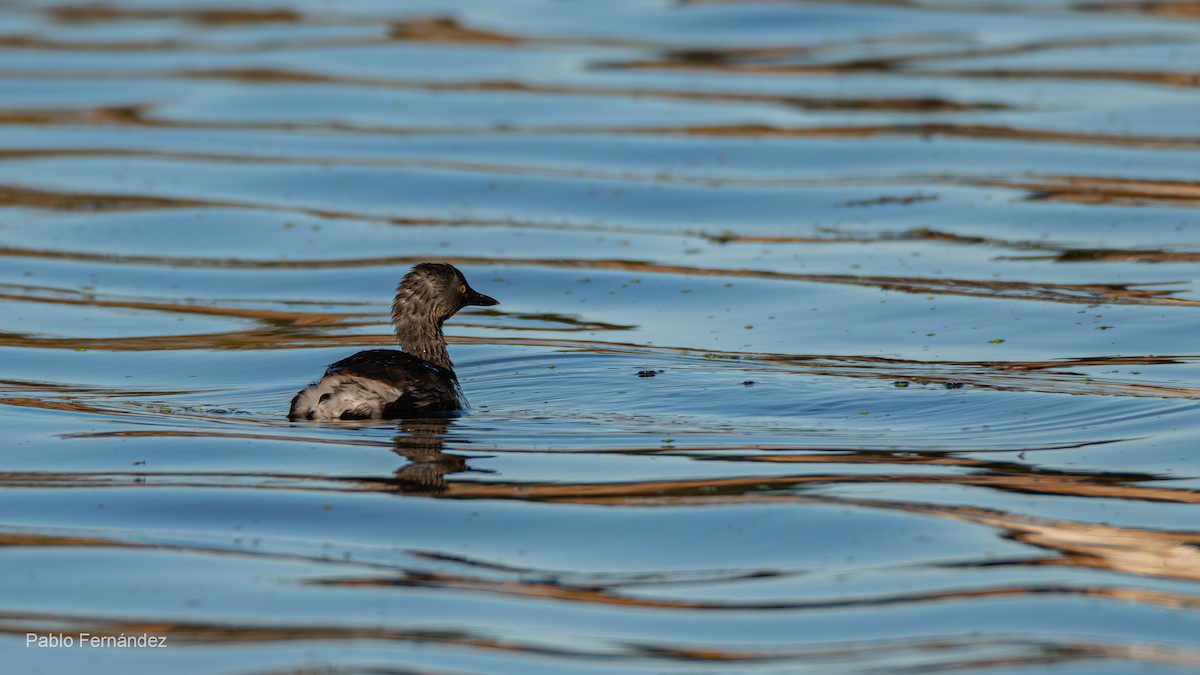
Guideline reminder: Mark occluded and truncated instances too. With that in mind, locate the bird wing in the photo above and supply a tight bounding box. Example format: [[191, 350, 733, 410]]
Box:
[[290, 350, 461, 421]]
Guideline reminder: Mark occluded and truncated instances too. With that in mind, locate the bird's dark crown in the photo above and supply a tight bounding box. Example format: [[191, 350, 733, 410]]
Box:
[[394, 263, 497, 323]]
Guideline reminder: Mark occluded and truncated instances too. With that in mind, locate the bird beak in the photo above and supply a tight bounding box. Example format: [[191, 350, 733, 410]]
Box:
[[466, 289, 499, 307]]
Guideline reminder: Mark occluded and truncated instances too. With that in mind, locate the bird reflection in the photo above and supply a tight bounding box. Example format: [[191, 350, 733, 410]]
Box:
[[388, 415, 470, 495]]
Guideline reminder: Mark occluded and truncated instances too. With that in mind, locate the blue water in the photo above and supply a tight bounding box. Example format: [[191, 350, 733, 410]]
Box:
[[2, 1, 1200, 673]]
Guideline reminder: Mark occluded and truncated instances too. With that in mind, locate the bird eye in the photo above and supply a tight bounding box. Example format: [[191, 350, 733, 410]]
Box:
[[458, 284, 467, 294]]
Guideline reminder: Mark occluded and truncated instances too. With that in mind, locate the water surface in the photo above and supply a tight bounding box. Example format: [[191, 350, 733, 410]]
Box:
[[2, 1, 1200, 673]]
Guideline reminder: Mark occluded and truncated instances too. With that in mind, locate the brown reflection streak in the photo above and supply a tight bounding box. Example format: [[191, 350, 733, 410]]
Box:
[[10, 146, 1200, 210], [0, 145, 774, 187], [637, 640, 1200, 671], [388, 16, 522, 45], [0, 525, 456, 576], [703, 347, 1199, 399], [0, 106, 148, 125], [6, 152, 1200, 213], [1, 385, 226, 418], [186, 69, 1007, 112], [314, 572, 1200, 613], [0, 184, 219, 211], [598, 30, 1200, 90], [921, 67, 1200, 88], [2, 249, 1194, 309], [0, 69, 1010, 116], [0, 397, 116, 415], [165, 67, 1012, 115], [6, 96, 1200, 151], [0, 327, 382, 352], [51, 429, 389, 447], [0, 36, 207, 53], [47, 5, 302, 24], [0, 181, 673, 241], [986, 175, 1200, 207], [704, 226, 981, 245], [3, 456, 1195, 506], [689, 0, 1200, 21], [0, 316, 629, 354], [788, 228, 1200, 267], [704, 226, 1194, 267], [0, 532, 120, 548], [0, 291, 352, 326], [1077, 2, 1200, 19], [607, 32, 1184, 74], [1004, 249, 1200, 264], [636, 123, 1200, 153], [431, 471, 1200, 507]]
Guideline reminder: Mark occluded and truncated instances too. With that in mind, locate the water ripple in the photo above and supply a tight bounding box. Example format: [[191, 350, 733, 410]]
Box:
[[3, 1, 1200, 672]]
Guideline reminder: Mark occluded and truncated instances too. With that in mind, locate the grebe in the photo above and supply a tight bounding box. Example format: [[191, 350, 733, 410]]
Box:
[[289, 263, 498, 421]]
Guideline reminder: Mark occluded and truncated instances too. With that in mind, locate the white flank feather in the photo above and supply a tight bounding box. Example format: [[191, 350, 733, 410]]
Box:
[[290, 374, 405, 421]]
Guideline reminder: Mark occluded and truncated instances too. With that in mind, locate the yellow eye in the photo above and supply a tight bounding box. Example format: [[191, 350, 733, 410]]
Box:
[[458, 284, 467, 294]]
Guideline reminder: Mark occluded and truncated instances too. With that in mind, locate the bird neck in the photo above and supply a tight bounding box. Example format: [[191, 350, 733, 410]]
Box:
[[396, 318, 453, 371]]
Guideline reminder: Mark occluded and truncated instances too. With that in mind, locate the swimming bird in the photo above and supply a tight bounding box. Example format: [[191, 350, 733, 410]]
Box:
[[289, 263, 498, 421]]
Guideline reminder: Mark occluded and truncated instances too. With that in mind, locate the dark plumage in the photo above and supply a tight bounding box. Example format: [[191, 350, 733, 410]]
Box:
[[289, 263, 498, 421]]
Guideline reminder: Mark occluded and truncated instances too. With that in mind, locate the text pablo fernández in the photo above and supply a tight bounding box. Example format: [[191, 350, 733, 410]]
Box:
[[26, 633, 167, 648]]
